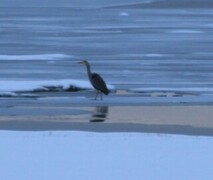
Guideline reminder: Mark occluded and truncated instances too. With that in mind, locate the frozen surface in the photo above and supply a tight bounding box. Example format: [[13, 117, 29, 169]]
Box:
[[0, 131, 213, 180], [0, 5, 213, 103]]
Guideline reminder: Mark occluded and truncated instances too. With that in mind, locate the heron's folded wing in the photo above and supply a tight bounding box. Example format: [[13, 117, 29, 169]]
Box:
[[91, 73, 109, 95]]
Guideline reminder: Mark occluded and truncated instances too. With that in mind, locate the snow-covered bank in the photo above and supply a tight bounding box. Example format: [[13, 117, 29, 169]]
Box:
[[0, 79, 114, 96]]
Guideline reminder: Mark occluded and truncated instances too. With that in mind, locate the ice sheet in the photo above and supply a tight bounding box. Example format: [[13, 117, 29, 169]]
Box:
[[0, 131, 213, 180]]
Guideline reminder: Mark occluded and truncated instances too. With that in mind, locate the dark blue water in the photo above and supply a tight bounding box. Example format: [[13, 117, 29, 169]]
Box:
[[0, 0, 213, 101]]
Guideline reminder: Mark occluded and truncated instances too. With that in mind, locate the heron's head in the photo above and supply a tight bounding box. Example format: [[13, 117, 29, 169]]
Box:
[[78, 60, 88, 65]]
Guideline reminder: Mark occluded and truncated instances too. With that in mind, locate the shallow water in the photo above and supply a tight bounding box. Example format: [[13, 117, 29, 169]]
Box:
[[0, 131, 213, 180], [0, 1, 213, 103]]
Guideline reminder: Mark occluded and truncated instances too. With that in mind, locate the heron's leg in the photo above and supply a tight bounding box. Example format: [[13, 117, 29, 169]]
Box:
[[94, 90, 99, 100], [100, 92, 103, 100]]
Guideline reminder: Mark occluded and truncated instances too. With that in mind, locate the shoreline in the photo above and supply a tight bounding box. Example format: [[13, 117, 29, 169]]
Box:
[[0, 105, 212, 137], [1, 121, 213, 137]]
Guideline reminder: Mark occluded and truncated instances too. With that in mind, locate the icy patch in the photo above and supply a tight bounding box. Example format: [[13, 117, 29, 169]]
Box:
[[145, 54, 165, 57], [0, 54, 72, 61], [121, 53, 166, 58], [170, 30, 203, 34], [119, 12, 129, 16]]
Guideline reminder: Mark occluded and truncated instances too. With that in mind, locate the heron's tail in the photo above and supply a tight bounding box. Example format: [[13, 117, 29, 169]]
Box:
[[103, 89, 110, 95]]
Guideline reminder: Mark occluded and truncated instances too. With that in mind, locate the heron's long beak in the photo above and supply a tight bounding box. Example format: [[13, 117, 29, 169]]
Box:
[[78, 61, 85, 64]]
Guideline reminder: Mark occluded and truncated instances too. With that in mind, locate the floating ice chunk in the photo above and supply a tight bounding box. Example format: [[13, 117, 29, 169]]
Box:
[[120, 12, 129, 16]]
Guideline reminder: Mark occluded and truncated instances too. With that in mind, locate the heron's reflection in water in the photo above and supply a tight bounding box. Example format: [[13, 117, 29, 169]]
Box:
[[90, 106, 108, 123]]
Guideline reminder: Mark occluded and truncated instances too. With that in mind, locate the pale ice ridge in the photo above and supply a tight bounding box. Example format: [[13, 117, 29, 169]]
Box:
[[0, 79, 114, 93], [0, 54, 71, 61]]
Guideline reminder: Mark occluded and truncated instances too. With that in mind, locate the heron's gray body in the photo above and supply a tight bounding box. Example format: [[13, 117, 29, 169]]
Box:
[[91, 73, 109, 95]]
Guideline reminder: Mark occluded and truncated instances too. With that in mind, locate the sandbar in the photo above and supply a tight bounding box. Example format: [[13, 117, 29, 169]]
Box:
[[0, 105, 212, 136]]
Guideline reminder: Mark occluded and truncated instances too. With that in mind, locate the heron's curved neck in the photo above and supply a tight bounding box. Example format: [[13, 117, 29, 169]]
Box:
[[85, 63, 92, 77]]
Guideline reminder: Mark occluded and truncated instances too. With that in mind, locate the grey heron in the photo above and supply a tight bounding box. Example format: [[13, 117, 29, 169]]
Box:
[[79, 60, 110, 100]]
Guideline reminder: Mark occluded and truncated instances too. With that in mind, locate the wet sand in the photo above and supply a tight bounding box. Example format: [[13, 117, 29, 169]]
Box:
[[0, 104, 213, 136]]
